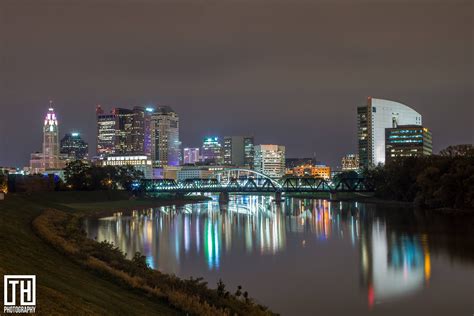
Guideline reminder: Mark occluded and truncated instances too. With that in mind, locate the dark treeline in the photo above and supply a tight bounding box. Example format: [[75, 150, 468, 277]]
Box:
[[64, 160, 143, 191], [364, 144, 474, 211]]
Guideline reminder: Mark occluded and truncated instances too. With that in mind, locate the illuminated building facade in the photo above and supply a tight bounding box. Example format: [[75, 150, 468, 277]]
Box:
[[183, 147, 200, 164], [113, 108, 134, 154], [29, 105, 65, 173], [254, 144, 285, 178], [223, 136, 254, 167], [150, 106, 181, 167], [341, 154, 359, 171], [201, 137, 223, 164], [358, 97, 422, 168], [385, 125, 432, 163], [60, 133, 88, 160], [177, 165, 213, 181], [96, 105, 116, 157], [101, 155, 152, 179], [288, 164, 331, 179], [42, 106, 61, 169], [96, 105, 160, 159]]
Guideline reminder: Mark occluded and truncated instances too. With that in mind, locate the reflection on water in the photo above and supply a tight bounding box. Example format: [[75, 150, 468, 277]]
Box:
[[83, 195, 474, 315]]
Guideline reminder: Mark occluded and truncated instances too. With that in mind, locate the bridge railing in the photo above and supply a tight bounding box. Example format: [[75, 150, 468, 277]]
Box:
[[137, 176, 374, 193]]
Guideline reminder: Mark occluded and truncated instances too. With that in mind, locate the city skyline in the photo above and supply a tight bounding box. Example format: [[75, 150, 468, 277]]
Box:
[[0, 1, 472, 167]]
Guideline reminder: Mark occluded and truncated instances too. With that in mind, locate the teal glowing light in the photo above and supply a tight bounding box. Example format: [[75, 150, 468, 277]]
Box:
[[71, 132, 79, 137]]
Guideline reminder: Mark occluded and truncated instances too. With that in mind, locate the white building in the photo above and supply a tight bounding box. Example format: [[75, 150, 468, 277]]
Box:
[[254, 145, 286, 178], [102, 155, 153, 179], [183, 147, 200, 164], [177, 166, 213, 181], [358, 97, 422, 168]]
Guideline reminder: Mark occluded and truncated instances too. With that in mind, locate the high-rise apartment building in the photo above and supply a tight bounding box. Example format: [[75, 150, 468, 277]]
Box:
[[183, 148, 200, 164], [254, 144, 286, 178], [223, 136, 254, 167], [150, 106, 181, 167], [201, 137, 223, 164], [341, 154, 359, 171], [385, 125, 432, 163], [358, 97, 422, 168], [60, 133, 89, 160]]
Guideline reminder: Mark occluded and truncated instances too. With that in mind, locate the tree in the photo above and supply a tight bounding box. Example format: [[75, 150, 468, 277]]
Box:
[[116, 165, 144, 191], [0, 170, 7, 193], [439, 144, 474, 158], [64, 160, 92, 190]]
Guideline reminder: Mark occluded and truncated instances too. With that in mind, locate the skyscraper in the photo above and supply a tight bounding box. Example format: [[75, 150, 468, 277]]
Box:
[[254, 144, 286, 178], [60, 133, 89, 160], [113, 108, 134, 154], [358, 97, 422, 168], [131, 106, 146, 155], [150, 106, 181, 167], [385, 125, 432, 163], [30, 103, 63, 173], [96, 105, 154, 158], [96, 105, 116, 157], [201, 137, 223, 164], [42, 105, 61, 169], [223, 136, 254, 167], [183, 148, 200, 164]]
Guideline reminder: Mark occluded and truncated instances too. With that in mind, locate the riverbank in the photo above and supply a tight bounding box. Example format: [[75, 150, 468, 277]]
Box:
[[285, 192, 473, 215], [0, 191, 272, 315], [0, 192, 181, 315]]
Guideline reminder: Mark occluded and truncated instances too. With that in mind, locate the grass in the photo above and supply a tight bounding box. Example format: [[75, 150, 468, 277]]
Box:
[[0, 192, 194, 315]]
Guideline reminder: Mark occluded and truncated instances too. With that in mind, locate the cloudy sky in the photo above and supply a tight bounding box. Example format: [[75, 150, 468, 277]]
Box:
[[0, 0, 472, 167]]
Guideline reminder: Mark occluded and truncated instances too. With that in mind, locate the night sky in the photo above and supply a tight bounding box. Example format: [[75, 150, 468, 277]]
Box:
[[1, 0, 472, 167]]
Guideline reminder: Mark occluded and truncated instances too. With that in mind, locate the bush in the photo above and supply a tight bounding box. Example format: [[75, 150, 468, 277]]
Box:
[[33, 209, 274, 316]]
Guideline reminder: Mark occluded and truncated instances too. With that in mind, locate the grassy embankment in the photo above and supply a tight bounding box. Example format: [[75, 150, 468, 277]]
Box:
[[0, 191, 185, 315], [1, 191, 271, 315]]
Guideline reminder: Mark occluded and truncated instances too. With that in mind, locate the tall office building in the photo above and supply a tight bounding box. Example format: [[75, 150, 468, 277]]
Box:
[[96, 105, 116, 157], [254, 144, 286, 178], [96, 105, 154, 158], [60, 133, 89, 160], [223, 136, 254, 167], [183, 148, 200, 164], [201, 137, 223, 164], [130, 106, 145, 154], [42, 105, 61, 169], [113, 108, 134, 154], [30, 104, 63, 173], [150, 106, 181, 167], [358, 97, 422, 168], [385, 125, 432, 163]]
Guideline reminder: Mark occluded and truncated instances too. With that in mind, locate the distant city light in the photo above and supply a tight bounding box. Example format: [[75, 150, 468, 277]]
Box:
[[71, 132, 79, 137], [146, 107, 154, 112]]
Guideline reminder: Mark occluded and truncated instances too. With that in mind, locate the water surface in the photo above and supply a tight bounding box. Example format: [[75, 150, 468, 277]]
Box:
[[83, 195, 474, 315]]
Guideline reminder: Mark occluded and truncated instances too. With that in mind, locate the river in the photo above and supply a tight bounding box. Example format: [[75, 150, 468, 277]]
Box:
[[83, 195, 474, 315]]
